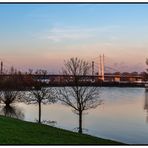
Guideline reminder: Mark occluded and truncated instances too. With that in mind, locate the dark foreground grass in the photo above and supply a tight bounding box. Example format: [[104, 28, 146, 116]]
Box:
[[0, 116, 124, 144]]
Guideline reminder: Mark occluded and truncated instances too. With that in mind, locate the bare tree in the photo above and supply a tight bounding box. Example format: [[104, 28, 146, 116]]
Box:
[[28, 69, 33, 75], [35, 69, 47, 75], [26, 87, 56, 123], [144, 59, 148, 82], [25, 69, 56, 124], [146, 58, 148, 72], [57, 57, 102, 134], [0, 90, 21, 107], [0, 71, 22, 106], [146, 58, 148, 66]]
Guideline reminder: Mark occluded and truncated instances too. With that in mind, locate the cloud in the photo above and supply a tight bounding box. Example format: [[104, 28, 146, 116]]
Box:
[[47, 31, 92, 42], [47, 25, 120, 42], [47, 27, 93, 42]]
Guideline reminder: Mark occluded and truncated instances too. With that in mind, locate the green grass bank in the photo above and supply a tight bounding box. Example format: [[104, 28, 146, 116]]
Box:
[[0, 116, 124, 144]]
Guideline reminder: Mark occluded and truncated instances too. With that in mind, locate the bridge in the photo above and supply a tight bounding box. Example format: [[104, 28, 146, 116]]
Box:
[[0, 73, 146, 88], [0, 55, 147, 88]]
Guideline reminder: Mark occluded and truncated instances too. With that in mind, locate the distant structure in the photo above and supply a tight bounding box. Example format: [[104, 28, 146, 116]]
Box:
[[0, 61, 3, 75], [92, 61, 94, 76], [145, 83, 148, 91], [144, 88, 148, 123]]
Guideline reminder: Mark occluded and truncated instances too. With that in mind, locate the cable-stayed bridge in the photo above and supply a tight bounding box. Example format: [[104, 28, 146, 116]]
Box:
[[89, 54, 146, 83]]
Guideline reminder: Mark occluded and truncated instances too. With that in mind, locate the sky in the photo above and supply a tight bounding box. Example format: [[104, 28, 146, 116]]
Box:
[[0, 4, 147, 73]]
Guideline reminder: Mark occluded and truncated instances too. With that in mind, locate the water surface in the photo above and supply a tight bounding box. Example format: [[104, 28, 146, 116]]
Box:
[[8, 87, 148, 144]]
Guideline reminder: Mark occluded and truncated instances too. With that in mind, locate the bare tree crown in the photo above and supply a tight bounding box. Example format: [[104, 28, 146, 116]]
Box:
[[146, 58, 148, 66], [63, 57, 90, 76]]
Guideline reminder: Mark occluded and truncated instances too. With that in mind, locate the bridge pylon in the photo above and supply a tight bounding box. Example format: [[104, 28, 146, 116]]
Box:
[[98, 54, 104, 81]]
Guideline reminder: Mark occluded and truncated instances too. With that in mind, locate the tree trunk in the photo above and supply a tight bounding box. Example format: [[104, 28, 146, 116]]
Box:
[[38, 101, 41, 123], [78, 110, 82, 134]]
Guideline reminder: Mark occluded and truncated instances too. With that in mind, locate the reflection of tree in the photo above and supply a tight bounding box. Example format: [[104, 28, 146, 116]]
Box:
[[0, 105, 24, 120], [144, 89, 148, 123]]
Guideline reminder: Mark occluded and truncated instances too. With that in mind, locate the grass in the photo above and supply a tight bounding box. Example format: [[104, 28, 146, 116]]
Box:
[[0, 115, 124, 145]]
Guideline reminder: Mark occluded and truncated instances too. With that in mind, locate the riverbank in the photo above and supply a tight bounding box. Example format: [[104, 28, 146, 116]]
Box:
[[0, 115, 123, 144]]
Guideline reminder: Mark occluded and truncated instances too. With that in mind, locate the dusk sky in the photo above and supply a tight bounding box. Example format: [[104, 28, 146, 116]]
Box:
[[0, 4, 147, 73]]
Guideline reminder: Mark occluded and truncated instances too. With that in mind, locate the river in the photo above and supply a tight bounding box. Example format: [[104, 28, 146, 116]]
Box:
[[1, 87, 148, 144]]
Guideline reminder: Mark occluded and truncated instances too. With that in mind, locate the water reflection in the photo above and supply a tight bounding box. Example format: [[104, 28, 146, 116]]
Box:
[[3, 87, 146, 144], [0, 105, 24, 120], [33, 116, 57, 126], [144, 88, 148, 123]]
